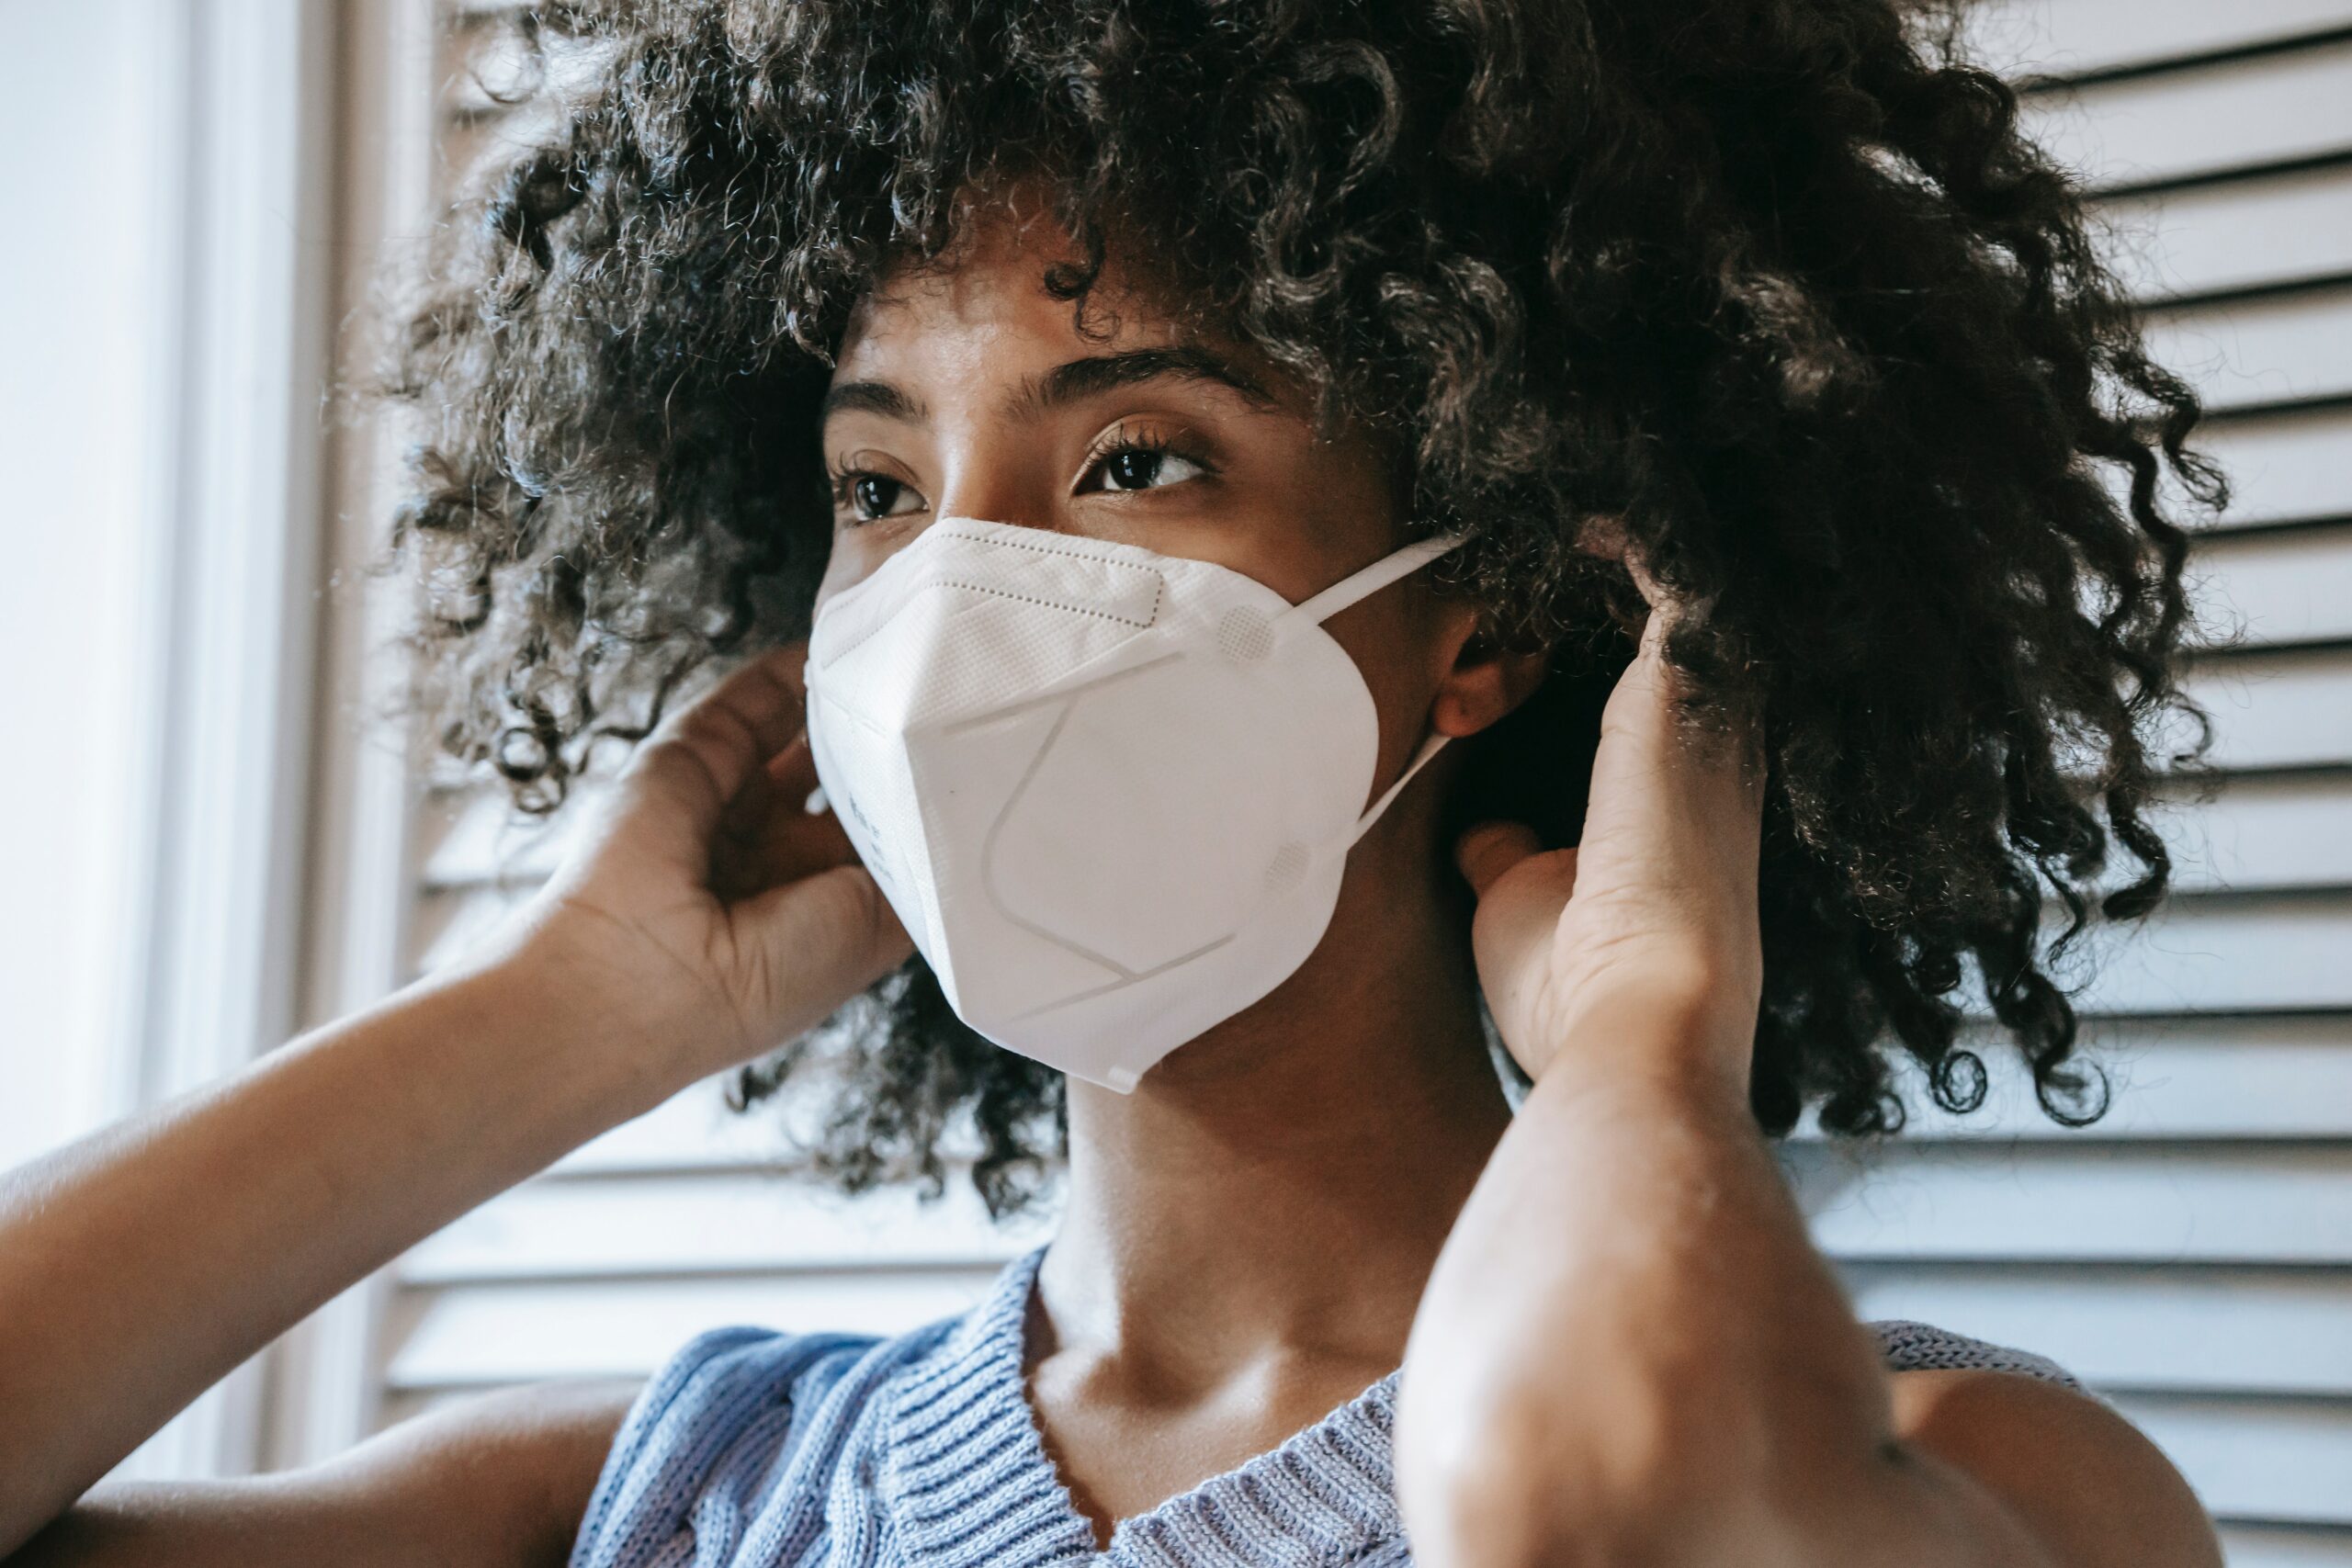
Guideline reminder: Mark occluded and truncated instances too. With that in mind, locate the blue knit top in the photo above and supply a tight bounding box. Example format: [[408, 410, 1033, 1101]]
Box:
[[569, 1242, 2088, 1568]]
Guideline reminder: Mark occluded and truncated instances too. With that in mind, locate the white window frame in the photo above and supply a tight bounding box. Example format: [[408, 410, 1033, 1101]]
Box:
[[93, 0, 444, 1483], [254, 0, 447, 1475]]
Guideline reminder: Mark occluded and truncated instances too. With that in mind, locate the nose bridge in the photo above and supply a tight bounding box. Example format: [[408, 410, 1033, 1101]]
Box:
[[929, 414, 1062, 532], [820, 435, 1045, 608]]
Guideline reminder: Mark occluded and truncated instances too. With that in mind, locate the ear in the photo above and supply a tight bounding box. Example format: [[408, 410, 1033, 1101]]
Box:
[[1428, 600, 1551, 741]]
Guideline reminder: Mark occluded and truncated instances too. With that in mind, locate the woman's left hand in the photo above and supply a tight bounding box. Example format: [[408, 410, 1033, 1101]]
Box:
[[1453, 592, 1768, 1090], [1395, 589, 1777, 1568], [1403, 592, 2217, 1568]]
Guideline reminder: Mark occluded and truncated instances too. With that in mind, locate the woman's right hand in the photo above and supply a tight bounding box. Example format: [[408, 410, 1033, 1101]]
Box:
[[0, 638, 904, 1560], [492, 641, 911, 1083]]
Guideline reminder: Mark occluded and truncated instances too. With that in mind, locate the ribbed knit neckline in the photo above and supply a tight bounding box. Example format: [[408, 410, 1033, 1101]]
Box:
[[877, 1244, 1407, 1568]]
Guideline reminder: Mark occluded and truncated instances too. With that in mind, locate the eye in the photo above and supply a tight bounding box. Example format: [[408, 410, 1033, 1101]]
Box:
[[828, 463, 927, 525], [1101, 447, 1203, 491], [1080, 424, 1213, 494]]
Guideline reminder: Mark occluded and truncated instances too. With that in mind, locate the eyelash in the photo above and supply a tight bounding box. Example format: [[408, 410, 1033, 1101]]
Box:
[[1080, 421, 1192, 479], [824, 423, 1214, 523]]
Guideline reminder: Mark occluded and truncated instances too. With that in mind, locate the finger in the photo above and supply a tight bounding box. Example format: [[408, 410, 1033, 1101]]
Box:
[[1462, 840, 1581, 1072], [738, 775, 859, 892], [733, 863, 914, 1039], [1640, 628, 1765, 790], [1577, 633, 1765, 915], [717, 724, 842, 872], [764, 731, 821, 800], [1606, 607, 1757, 775], [1634, 602, 1668, 662], [717, 750, 780, 844], [1572, 513, 1631, 564], [1456, 820, 1601, 1079], [1455, 820, 1544, 898], [627, 643, 811, 846], [656, 643, 809, 790], [1623, 552, 1672, 615], [705, 737, 859, 899], [718, 729, 820, 847]]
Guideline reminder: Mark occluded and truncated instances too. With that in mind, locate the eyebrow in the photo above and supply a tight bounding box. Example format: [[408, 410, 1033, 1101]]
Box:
[[1012, 345, 1282, 421], [818, 344, 1282, 428], [818, 379, 926, 425]]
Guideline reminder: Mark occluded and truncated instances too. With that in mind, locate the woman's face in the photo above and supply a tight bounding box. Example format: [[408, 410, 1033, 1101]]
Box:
[[813, 186, 1483, 812]]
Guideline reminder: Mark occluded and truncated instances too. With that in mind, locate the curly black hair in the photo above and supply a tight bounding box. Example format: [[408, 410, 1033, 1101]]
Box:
[[379, 0, 2224, 1217]]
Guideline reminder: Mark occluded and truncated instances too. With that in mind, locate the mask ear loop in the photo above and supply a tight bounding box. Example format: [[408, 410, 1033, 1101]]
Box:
[[1285, 530, 1471, 626], [1351, 729, 1452, 841], [1272, 530, 1475, 842]]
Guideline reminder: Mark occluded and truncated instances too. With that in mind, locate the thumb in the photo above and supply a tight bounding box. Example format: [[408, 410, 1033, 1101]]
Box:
[[727, 863, 914, 1049]]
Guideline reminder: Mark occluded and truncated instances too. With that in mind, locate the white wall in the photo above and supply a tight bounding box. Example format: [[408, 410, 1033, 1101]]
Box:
[[0, 0, 345, 1481], [0, 0, 178, 1166]]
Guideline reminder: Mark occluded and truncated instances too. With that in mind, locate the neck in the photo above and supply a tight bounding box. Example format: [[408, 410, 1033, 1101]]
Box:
[[1034, 800, 1514, 1382]]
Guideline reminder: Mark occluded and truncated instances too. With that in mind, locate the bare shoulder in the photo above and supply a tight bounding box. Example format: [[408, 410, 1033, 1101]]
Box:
[[1888, 1367, 2223, 1568], [7, 1378, 642, 1568]]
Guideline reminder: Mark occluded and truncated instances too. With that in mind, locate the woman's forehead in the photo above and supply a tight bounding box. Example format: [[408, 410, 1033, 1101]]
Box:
[[835, 187, 1283, 397], [843, 248, 1169, 363]]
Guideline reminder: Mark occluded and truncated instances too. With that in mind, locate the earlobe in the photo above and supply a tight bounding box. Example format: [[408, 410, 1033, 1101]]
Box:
[[1431, 620, 1552, 740]]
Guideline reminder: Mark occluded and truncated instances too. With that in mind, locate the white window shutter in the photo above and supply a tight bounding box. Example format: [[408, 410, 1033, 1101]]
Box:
[[1797, 6, 2352, 1562], [373, 5, 2352, 1560]]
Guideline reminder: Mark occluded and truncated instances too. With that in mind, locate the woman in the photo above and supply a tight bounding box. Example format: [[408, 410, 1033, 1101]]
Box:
[[0, 1, 2227, 1564]]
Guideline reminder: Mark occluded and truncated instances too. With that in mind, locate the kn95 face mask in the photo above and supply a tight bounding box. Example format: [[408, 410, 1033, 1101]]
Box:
[[802, 517, 1468, 1092]]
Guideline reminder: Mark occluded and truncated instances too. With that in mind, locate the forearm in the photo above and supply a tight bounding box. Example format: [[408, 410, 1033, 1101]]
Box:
[[0, 938, 676, 1555], [1404, 987, 2052, 1568]]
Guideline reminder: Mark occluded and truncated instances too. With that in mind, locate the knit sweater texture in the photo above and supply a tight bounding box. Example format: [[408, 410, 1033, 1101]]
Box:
[[569, 1242, 2089, 1568]]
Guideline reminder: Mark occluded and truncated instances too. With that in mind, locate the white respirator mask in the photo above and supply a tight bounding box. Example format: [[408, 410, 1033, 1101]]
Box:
[[802, 517, 1468, 1092]]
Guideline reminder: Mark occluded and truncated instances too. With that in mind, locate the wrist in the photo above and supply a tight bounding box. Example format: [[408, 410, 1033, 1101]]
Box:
[[435, 926, 701, 1122], [1531, 972, 1757, 1108]]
